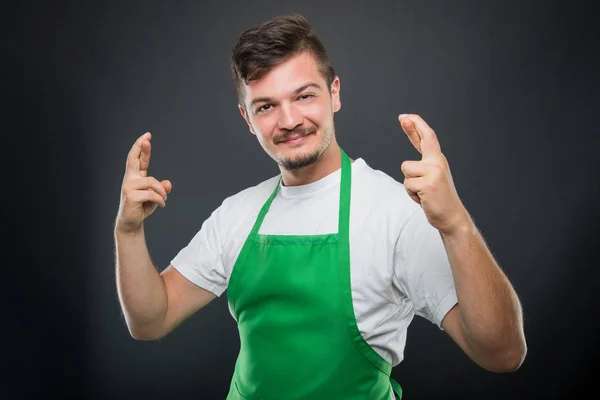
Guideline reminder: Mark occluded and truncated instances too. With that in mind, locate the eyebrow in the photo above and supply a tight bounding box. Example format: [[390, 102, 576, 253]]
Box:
[[249, 82, 322, 108]]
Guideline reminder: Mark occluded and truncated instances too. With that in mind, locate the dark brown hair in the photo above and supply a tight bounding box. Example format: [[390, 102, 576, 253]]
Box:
[[230, 14, 336, 107]]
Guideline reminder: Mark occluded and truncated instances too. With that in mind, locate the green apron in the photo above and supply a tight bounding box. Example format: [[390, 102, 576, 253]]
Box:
[[226, 148, 402, 399]]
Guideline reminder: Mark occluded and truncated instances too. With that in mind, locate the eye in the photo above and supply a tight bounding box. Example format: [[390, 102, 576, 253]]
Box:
[[256, 104, 272, 114], [299, 94, 313, 100]]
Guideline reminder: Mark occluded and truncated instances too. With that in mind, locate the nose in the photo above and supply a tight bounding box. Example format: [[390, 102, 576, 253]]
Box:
[[277, 102, 302, 131]]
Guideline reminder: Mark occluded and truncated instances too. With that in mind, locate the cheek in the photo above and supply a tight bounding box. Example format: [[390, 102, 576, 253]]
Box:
[[252, 117, 276, 140], [304, 104, 329, 126]]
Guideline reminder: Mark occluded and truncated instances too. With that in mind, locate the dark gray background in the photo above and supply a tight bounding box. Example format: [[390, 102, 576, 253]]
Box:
[[5, 0, 599, 399]]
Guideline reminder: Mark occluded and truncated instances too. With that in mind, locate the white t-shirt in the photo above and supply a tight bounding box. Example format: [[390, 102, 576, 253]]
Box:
[[171, 158, 458, 368]]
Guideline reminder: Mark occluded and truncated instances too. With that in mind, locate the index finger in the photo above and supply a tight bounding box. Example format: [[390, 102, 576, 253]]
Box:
[[125, 132, 151, 176], [399, 114, 441, 160]]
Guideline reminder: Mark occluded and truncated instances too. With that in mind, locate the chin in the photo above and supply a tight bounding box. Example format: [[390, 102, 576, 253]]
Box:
[[277, 147, 321, 171]]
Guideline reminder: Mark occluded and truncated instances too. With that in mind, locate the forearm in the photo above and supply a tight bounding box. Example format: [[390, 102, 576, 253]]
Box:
[[114, 226, 168, 340], [440, 213, 526, 368]]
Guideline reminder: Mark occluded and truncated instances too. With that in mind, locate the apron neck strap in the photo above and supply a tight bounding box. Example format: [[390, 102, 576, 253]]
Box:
[[338, 148, 351, 238], [249, 148, 352, 237]]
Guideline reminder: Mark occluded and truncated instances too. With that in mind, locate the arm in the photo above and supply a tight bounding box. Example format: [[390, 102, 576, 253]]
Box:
[[115, 132, 216, 341], [115, 227, 216, 341], [439, 214, 526, 372], [398, 113, 526, 372]]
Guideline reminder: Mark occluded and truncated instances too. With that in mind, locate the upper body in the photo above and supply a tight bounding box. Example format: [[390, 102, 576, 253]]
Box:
[[170, 156, 458, 366], [118, 14, 526, 377]]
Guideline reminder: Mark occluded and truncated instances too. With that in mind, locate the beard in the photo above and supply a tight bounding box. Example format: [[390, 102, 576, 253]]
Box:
[[274, 123, 334, 171], [279, 151, 320, 170]]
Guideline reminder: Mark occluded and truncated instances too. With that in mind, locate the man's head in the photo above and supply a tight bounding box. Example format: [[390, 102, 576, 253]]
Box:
[[231, 14, 341, 171]]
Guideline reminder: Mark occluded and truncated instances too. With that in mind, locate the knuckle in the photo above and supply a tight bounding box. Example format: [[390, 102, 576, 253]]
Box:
[[440, 153, 449, 166], [122, 192, 135, 204], [126, 177, 140, 189], [122, 186, 133, 198], [144, 176, 157, 188]]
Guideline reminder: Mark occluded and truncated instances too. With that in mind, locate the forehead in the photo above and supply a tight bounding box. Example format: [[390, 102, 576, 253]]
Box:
[[243, 52, 325, 103]]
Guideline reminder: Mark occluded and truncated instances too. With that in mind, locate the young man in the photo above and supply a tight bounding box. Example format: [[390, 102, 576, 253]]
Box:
[[114, 14, 527, 399]]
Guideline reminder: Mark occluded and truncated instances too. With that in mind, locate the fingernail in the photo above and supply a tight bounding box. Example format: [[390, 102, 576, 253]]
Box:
[[399, 114, 408, 119]]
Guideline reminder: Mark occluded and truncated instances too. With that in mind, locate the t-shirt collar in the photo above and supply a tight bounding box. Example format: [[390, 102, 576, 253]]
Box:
[[278, 158, 366, 199]]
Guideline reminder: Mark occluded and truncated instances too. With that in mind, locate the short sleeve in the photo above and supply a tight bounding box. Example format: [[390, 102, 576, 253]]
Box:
[[394, 207, 458, 329], [170, 205, 228, 297]]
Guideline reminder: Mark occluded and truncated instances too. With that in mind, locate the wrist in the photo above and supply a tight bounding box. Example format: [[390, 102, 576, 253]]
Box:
[[439, 208, 473, 238], [114, 221, 145, 239]]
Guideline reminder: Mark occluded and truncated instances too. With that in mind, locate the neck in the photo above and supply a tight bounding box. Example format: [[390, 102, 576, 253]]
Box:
[[279, 138, 354, 187]]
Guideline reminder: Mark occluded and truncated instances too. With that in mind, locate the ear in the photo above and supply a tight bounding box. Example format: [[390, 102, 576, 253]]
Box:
[[239, 105, 256, 135], [330, 76, 341, 113]]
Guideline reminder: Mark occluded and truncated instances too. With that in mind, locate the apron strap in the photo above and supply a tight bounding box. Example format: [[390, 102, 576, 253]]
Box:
[[338, 148, 351, 238], [390, 377, 403, 399], [248, 176, 281, 237]]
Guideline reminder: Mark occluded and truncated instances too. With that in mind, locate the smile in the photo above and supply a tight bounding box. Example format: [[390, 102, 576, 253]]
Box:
[[279, 133, 312, 145]]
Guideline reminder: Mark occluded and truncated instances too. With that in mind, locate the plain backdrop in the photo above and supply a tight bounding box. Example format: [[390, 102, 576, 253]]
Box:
[[5, 1, 599, 399]]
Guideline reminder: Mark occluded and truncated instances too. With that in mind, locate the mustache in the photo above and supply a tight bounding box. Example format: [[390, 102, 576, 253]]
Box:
[[273, 126, 317, 144]]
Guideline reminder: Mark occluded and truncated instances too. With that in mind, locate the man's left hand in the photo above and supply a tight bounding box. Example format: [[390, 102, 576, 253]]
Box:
[[398, 113, 470, 235]]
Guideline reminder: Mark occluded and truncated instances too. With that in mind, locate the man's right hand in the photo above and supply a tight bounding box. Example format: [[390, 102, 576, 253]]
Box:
[[115, 132, 172, 234]]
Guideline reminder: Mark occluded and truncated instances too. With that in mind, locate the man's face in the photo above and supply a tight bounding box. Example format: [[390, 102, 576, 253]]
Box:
[[239, 52, 341, 170]]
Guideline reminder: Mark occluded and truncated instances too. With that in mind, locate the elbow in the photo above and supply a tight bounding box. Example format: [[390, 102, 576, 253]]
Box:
[[483, 339, 528, 373], [125, 318, 167, 341], [506, 341, 528, 372], [129, 329, 161, 341], [487, 351, 526, 373], [129, 327, 166, 341]]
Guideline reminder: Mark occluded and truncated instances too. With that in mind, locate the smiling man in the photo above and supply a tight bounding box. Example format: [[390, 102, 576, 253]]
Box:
[[114, 14, 527, 400], [238, 48, 340, 184]]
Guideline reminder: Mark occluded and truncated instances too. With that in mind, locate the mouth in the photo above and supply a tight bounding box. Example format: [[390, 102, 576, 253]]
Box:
[[278, 133, 313, 145]]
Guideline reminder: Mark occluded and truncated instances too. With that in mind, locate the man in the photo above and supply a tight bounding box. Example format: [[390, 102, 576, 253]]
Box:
[[114, 14, 527, 399]]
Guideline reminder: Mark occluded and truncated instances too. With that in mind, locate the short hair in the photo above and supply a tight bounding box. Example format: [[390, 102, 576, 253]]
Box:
[[230, 14, 336, 107]]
